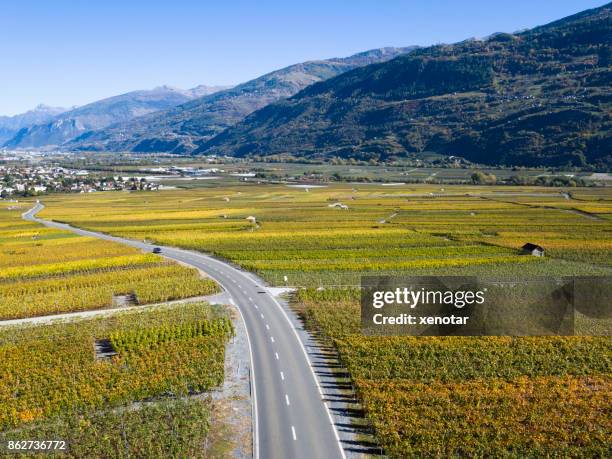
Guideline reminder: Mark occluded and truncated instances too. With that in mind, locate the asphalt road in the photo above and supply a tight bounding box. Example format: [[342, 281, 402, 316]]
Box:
[[23, 203, 345, 459]]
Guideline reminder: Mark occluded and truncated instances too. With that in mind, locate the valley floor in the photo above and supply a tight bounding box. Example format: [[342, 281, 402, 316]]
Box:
[[2, 182, 610, 457]]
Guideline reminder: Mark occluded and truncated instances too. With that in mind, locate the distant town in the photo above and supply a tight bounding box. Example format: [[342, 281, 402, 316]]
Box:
[[1, 149, 609, 195], [0, 165, 161, 197]]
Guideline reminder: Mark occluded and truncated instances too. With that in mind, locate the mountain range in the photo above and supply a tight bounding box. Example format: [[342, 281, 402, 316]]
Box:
[[4, 85, 229, 148], [4, 4, 610, 168], [199, 3, 611, 168], [64, 47, 417, 153], [0, 105, 68, 145]]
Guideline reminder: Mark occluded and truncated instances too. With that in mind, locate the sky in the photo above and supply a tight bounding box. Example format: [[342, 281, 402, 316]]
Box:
[[1, 0, 607, 115]]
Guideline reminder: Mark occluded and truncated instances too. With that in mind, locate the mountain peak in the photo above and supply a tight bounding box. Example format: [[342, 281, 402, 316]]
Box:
[[32, 103, 66, 113], [152, 85, 182, 92]]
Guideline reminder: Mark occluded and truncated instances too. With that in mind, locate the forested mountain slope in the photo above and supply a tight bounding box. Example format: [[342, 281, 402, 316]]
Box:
[[201, 4, 611, 168]]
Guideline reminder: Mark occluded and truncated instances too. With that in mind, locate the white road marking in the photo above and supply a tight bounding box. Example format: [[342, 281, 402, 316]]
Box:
[[263, 287, 348, 459], [291, 426, 297, 441], [280, 371, 284, 380], [275, 352, 279, 360], [270, 336, 275, 343], [324, 402, 342, 454], [254, 305, 259, 309], [265, 324, 270, 330], [248, 297, 253, 301], [285, 394, 290, 406], [260, 313, 264, 319]]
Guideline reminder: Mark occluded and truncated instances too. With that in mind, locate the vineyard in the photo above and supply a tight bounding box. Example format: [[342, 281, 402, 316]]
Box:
[[0, 399, 221, 459], [357, 375, 610, 457], [109, 317, 234, 353], [0, 303, 233, 457], [25, 183, 612, 456], [0, 201, 218, 319], [39, 184, 612, 286], [294, 288, 611, 457]]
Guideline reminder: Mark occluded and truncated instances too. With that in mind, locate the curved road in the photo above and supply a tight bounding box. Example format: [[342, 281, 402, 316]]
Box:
[[23, 203, 345, 459]]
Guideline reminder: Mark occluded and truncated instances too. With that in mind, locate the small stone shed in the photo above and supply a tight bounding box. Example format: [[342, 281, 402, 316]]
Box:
[[521, 243, 545, 257]]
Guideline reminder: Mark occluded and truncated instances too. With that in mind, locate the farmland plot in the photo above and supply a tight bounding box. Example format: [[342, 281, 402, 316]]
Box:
[[0, 303, 233, 458], [37, 183, 612, 456], [0, 201, 218, 319]]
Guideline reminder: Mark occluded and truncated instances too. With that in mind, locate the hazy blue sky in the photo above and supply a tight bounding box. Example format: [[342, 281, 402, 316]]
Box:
[[1, 0, 606, 115]]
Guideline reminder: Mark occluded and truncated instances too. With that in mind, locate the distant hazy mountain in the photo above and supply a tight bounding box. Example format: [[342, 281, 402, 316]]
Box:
[[67, 47, 417, 153], [200, 3, 611, 168], [0, 105, 68, 144], [4, 85, 228, 148]]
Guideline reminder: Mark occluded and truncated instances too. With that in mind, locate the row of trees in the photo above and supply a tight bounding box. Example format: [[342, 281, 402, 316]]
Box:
[[471, 170, 589, 187]]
